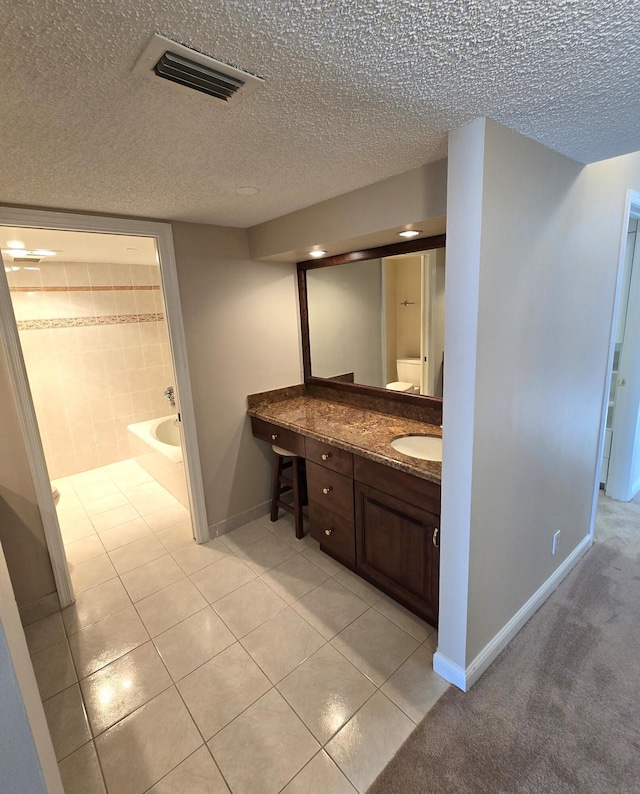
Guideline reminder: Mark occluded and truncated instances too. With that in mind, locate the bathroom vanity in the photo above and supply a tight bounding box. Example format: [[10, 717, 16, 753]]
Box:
[[248, 233, 446, 628], [248, 386, 442, 627]]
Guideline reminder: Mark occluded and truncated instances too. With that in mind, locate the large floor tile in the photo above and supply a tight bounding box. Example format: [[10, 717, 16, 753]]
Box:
[[60, 517, 98, 544], [292, 579, 368, 639], [31, 638, 77, 699], [281, 751, 356, 794], [58, 741, 106, 794], [236, 534, 297, 574], [120, 554, 185, 602], [83, 490, 129, 516], [43, 684, 91, 761], [129, 490, 178, 516], [374, 595, 434, 641], [325, 691, 414, 793], [171, 538, 232, 575], [144, 503, 191, 532], [209, 688, 319, 794], [68, 605, 149, 678], [381, 645, 449, 722], [96, 687, 202, 794], [261, 553, 330, 604], [24, 611, 65, 655], [219, 520, 271, 551], [70, 553, 117, 594], [213, 578, 287, 638], [65, 534, 106, 566], [108, 534, 167, 575], [98, 518, 152, 552], [62, 577, 132, 635], [148, 746, 230, 793], [334, 568, 385, 605], [81, 641, 172, 734], [90, 503, 141, 532], [301, 546, 346, 575], [278, 644, 375, 743], [331, 608, 419, 686], [242, 607, 325, 683], [190, 556, 256, 603], [136, 578, 207, 637], [177, 642, 271, 739], [154, 607, 235, 682], [155, 520, 194, 552], [120, 480, 167, 502]]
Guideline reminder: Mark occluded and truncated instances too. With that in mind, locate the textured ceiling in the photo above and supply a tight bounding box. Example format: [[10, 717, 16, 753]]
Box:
[[1, 0, 639, 227]]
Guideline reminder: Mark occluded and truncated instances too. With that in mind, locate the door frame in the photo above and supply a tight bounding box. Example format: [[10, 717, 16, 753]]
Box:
[[591, 190, 640, 527], [0, 208, 209, 606]]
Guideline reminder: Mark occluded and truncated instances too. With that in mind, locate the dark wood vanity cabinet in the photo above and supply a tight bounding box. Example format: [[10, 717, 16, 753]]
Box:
[[251, 419, 440, 627], [308, 442, 440, 626], [354, 481, 440, 626]]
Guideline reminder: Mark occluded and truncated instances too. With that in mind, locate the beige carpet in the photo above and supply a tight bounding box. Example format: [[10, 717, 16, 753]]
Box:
[[368, 493, 640, 794]]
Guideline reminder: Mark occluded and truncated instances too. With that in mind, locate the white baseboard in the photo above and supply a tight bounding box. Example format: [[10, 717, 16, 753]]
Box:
[[209, 500, 272, 539], [434, 534, 592, 691], [432, 651, 466, 689]]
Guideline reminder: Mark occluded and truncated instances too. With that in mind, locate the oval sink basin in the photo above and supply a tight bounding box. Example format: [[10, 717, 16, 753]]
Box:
[[390, 435, 442, 462]]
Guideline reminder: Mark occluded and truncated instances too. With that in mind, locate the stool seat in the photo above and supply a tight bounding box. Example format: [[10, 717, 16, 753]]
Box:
[[271, 444, 299, 457], [270, 446, 307, 539]]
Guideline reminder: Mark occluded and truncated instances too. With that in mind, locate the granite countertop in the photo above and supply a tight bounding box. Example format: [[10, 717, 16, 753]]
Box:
[[248, 392, 442, 485]]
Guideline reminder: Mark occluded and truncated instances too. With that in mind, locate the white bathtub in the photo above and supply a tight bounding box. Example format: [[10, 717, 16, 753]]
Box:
[[127, 415, 189, 507]]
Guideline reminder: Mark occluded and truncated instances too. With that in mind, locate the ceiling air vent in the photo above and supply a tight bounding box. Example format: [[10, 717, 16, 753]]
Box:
[[11, 257, 42, 263], [133, 34, 263, 106]]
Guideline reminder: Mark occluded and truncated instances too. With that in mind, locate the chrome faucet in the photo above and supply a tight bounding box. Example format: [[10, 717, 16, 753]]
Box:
[[164, 386, 175, 408]]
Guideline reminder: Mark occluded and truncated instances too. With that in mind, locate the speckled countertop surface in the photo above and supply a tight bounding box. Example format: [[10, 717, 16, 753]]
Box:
[[248, 394, 442, 485]]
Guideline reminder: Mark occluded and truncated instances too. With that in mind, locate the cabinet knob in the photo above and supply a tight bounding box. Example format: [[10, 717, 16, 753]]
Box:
[[433, 527, 440, 548], [271, 434, 278, 440], [321, 452, 331, 461], [322, 486, 332, 495], [324, 528, 333, 536]]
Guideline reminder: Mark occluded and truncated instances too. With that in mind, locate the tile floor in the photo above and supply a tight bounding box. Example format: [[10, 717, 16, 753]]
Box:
[[27, 459, 447, 794]]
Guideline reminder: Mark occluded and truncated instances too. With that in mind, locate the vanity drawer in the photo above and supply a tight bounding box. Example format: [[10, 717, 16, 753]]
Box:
[[305, 438, 353, 476], [306, 461, 354, 521], [250, 417, 305, 456], [309, 503, 355, 565]]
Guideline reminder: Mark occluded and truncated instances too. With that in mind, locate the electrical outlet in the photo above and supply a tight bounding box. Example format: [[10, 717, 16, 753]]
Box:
[[552, 530, 561, 556]]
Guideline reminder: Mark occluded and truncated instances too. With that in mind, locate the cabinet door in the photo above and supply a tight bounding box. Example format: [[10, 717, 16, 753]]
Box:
[[355, 482, 439, 625]]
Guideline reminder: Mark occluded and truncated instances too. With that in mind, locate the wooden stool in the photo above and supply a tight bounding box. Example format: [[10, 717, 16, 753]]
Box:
[[270, 445, 306, 539]]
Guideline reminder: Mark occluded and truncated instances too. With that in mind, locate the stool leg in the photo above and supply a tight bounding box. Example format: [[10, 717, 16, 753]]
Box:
[[292, 457, 304, 539], [270, 454, 283, 523]]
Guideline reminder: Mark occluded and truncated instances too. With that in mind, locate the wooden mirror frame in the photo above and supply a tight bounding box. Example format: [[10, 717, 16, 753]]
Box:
[[297, 234, 446, 407]]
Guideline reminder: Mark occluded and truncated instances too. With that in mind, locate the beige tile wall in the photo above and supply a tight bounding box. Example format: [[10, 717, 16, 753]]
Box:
[[8, 262, 174, 479]]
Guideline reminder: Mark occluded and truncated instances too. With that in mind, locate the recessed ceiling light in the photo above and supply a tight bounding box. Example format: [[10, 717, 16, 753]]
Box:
[[235, 186, 260, 196], [398, 230, 422, 238], [32, 249, 56, 256], [7, 241, 25, 249], [309, 250, 326, 258]]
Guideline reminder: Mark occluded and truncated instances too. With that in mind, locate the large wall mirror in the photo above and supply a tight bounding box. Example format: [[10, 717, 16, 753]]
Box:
[[298, 235, 445, 404]]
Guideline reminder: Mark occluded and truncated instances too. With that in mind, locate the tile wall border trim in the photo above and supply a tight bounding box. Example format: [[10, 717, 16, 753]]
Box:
[[17, 313, 165, 330]]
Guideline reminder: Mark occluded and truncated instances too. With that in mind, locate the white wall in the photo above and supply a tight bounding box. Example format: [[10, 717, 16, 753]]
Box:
[[171, 223, 303, 531], [439, 118, 640, 683], [0, 543, 63, 794], [307, 259, 384, 386]]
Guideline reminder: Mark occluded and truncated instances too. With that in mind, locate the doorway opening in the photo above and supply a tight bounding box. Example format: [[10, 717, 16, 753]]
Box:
[[382, 249, 445, 398], [599, 195, 640, 502], [0, 209, 208, 607]]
